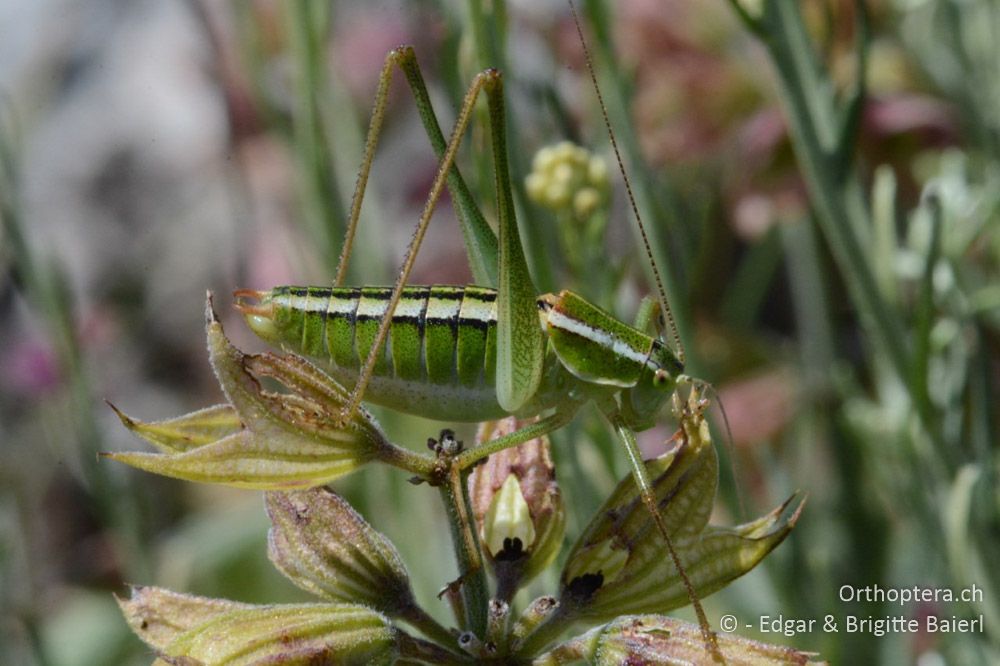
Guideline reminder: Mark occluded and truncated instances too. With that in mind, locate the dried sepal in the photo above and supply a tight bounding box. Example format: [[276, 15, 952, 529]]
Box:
[[511, 596, 560, 646], [155, 602, 398, 665], [578, 495, 804, 620], [104, 296, 390, 489], [117, 586, 253, 651], [538, 615, 821, 665], [560, 413, 717, 600], [266, 488, 416, 614], [469, 418, 566, 596], [109, 404, 241, 454], [560, 402, 804, 621]]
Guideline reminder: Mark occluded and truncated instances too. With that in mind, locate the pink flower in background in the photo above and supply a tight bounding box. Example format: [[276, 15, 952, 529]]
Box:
[[1, 338, 62, 397]]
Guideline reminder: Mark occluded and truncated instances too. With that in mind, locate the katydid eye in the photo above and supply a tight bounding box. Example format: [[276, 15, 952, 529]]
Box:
[[653, 369, 669, 386]]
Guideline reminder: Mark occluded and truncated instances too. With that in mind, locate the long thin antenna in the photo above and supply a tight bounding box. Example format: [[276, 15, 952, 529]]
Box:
[[568, 2, 685, 365], [570, 4, 726, 661]]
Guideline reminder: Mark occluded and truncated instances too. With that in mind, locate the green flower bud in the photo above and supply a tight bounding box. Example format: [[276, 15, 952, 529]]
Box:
[[525, 172, 547, 202], [532, 145, 558, 173], [543, 615, 819, 665], [266, 488, 416, 615], [525, 141, 609, 222], [545, 181, 571, 209], [587, 155, 609, 189], [573, 187, 603, 220], [105, 295, 390, 489], [552, 162, 574, 188], [560, 401, 804, 621], [469, 418, 565, 599]]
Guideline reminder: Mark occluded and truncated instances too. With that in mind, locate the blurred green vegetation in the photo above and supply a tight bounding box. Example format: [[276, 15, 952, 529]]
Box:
[[1, 0, 997, 664]]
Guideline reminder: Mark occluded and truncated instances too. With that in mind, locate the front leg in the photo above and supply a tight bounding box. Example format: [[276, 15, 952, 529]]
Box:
[[454, 408, 578, 470]]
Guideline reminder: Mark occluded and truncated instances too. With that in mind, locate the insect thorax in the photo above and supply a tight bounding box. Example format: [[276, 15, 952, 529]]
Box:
[[621, 339, 683, 431]]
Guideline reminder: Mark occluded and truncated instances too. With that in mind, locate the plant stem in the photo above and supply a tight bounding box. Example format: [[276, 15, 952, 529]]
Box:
[[399, 604, 460, 656], [741, 1, 945, 444], [438, 463, 489, 637], [284, 0, 344, 267], [374, 439, 436, 479], [397, 631, 471, 665], [513, 604, 573, 659]]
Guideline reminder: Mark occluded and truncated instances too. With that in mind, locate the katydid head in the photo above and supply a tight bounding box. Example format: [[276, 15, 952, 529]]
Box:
[[621, 339, 684, 430], [233, 290, 281, 344], [542, 290, 683, 427]]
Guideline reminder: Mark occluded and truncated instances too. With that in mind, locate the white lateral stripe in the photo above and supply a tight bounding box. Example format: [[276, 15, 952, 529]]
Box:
[[325, 296, 358, 315], [426, 297, 461, 318], [459, 295, 496, 322], [548, 309, 647, 365], [356, 296, 390, 318], [285, 294, 356, 315], [393, 296, 426, 318]]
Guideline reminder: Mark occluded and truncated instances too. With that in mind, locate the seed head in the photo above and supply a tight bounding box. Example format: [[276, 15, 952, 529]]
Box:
[[559, 403, 804, 621], [105, 295, 390, 489], [266, 488, 416, 615], [543, 614, 819, 665], [469, 417, 566, 599], [119, 587, 399, 665]]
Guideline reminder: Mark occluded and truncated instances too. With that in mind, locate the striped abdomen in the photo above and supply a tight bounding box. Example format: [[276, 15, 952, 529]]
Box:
[[261, 285, 566, 421]]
